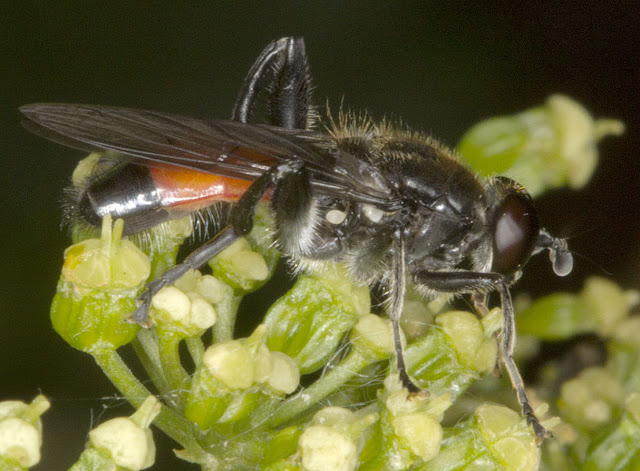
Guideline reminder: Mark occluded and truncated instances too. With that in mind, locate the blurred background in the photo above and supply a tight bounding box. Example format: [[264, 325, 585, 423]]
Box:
[[2, 2, 638, 469]]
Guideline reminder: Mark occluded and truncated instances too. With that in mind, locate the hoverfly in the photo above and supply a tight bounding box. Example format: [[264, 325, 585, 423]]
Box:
[[21, 37, 573, 439]]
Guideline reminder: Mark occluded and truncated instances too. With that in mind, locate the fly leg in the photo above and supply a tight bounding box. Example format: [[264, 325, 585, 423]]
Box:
[[232, 37, 312, 129], [472, 292, 502, 375], [131, 160, 306, 325], [388, 232, 423, 395], [414, 270, 550, 441], [132, 38, 314, 325], [130, 227, 240, 325], [230, 37, 316, 255]]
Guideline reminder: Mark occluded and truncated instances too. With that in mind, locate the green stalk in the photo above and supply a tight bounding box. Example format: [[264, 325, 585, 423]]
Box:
[[156, 330, 191, 403], [212, 287, 242, 343], [186, 336, 206, 366], [131, 334, 172, 397], [258, 349, 377, 428], [91, 347, 215, 466]]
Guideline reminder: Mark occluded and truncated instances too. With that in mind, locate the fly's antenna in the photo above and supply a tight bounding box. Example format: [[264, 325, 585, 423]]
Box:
[[535, 228, 574, 276]]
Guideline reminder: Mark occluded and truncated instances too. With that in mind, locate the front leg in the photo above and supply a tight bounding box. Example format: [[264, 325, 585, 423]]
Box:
[[414, 270, 549, 441]]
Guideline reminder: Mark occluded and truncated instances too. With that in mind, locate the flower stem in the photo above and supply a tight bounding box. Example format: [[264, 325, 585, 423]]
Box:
[[213, 287, 242, 343], [131, 334, 172, 396], [259, 349, 375, 428], [186, 336, 205, 366], [156, 330, 191, 402], [91, 347, 214, 466]]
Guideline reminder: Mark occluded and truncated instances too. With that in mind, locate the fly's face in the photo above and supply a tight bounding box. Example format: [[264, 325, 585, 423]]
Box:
[[21, 37, 574, 440]]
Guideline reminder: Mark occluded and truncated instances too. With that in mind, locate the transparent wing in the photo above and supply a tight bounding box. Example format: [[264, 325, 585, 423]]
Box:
[[21, 103, 392, 204]]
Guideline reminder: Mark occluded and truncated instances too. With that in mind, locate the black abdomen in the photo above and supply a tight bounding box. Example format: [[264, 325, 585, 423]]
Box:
[[77, 162, 171, 235]]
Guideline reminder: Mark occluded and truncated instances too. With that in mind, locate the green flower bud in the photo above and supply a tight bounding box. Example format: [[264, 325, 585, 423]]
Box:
[[392, 413, 442, 463], [517, 292, 591, 340], [144, 216, 194, 277], [517, 277, 639, 341], [581, 277, 639, 337], [581, 392, 640, 471], [76, 396, 159, 471], [419, 404, 539, 471], [244, 203, 281, 272], [151, 286, 217, 337], [168, 269, 226, 344], [360, 377, 449, 469], [558, 367, 626, 431], [208, 238, 270, 294], [437, 310, 498, 373], [0, 396, 49, 469], [63, 216, 150, 290], [405, 310, 497, 398], [609, 316, 640, 391], [350, 314, 395, 360], [264, 267, 370, 373], [458, 94, 624, 196], [261, 426, 303, 469], [259, 314, 388, 431], [383, 377, 451, 421], [299, 426, 357, 471], [205, 340, 256, 390], [149, 276, 219, 396], [475, 405, 540, 470], [215, 390, 263, 425], [399, 289, 439, 341], [186, 338, 256, 428], [195, 274, 226, 305], [626, 392, 640, 428], [141, 202, 195, 269], [71, 152, 102, 187], [184, 381, 236, 430], [185, 325, 298, 429], [51, 216, 148, 353], [265, 351, 301, 395], [298, 407, 377, 471]]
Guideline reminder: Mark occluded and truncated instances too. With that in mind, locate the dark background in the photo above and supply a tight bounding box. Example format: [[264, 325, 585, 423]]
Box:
[[2, 2, 638, 470]]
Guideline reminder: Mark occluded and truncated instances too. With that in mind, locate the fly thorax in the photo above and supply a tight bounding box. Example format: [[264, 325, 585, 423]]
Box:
[[280, 197, 359, 261], [406, 208, 485, 271]]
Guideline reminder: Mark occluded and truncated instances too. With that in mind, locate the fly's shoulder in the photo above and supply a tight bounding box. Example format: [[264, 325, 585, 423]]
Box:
[[325, 111, 470, 170], [324, 113, 486, 210]]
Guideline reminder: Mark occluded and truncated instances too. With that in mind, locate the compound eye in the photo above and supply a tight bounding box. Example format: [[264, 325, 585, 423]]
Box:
[[492, 191, 539, 274]]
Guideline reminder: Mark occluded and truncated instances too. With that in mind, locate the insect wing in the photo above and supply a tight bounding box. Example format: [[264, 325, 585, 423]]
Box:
[[20, 103, 391, 204]]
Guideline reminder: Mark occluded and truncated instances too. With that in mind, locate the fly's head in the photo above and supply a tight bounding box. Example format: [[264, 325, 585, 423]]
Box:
[[485, 176, 573, 281]]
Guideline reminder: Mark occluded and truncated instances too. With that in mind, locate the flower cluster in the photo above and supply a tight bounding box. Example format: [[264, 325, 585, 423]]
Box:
[[6, 96, 631, 470]]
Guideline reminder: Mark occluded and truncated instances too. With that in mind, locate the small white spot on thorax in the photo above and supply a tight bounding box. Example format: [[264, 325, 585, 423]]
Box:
[[326, 209, 347, 225], [362, 204, 384, 223]]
